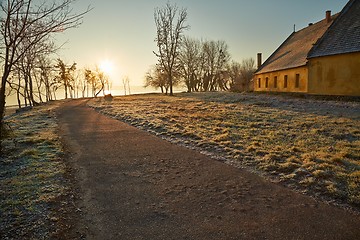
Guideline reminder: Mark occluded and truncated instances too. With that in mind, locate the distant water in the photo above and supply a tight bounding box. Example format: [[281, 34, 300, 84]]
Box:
[[5, 85, 186, 107]]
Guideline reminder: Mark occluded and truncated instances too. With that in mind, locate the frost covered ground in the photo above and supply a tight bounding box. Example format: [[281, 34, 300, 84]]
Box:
[[89, 92, 360, 209], [1, 92, 359, 238], [0, 101, 74, 239]]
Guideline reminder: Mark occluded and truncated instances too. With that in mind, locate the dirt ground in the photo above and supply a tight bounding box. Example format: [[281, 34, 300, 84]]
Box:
[[56, 99, 360, 240]]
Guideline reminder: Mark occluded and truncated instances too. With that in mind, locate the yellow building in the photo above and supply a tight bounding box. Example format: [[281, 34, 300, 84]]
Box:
[[254, 0, 360, 96]]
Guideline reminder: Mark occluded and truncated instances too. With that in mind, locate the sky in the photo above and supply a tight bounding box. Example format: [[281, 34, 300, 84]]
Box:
[[56, 0, 349, 87]]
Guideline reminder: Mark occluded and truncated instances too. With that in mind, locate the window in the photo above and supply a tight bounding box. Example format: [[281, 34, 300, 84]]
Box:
[[265, 77, 269, 88], [258, 78, 261, 88], [274, 76, 278, 88], [284, 75, 288, 88], [295, 74, 300, 88]]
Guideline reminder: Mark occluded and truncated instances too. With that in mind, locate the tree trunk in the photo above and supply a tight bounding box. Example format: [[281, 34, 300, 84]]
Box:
[[28, 74, 37, 106], [185, 77, 191, 93], [95, 85, 104, 98], [69, 86, 73, 98], [169, 72, 173, 96], [24, 75, 30, 107], [65, 82, 68, 99], [53, 90, 57, 100], [34, 73, 43, 103], [17, 75, 22, 108], [46, 83, 51, 102], [0, 72, 10, 154]]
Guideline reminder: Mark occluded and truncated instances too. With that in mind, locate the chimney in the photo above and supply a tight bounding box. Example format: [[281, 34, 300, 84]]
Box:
[[326, 10, 332, 23], [257, 53, 262, 69]]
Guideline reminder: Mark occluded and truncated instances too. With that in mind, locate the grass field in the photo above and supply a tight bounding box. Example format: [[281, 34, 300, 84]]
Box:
[[89, 92, 360, 208], [2, 92, 358, 237], [0, 102, 71, 239]]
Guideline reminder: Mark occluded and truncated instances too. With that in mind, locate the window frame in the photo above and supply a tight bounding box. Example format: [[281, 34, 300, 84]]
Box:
[[265, 77, 269, 88], [295, 74, 300, 88]]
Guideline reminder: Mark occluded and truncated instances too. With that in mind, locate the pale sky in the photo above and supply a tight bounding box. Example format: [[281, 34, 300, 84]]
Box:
[[56, 0, 348, 87]]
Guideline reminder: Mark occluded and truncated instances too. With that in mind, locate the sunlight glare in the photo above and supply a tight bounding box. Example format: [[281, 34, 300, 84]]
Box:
[[100, 60, 114, 74]]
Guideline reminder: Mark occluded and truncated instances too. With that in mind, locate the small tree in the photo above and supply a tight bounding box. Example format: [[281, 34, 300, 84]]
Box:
[[144, 65, 169, 94], [228, 59, 256, 92], [84, 67, 107, 97], [122, 76, 130, 95], [79, 69, 88, 98], [240, 58, 256, 91], [84, 69, 95, 97], [55, 59, 77, 99], [37, 56, 52, 101], [228, 61, 242, 92], [95, 67, 107, 97]]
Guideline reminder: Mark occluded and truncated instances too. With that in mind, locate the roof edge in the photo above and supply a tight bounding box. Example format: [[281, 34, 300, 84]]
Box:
[[307, 0, 356, 59], [255, 64, 308, 75], [255, 31, 296, 74], [308, 50, 360, 60]]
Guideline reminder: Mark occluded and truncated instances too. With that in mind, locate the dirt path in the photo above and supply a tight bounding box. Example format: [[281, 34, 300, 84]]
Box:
[[56, 99, 360, 240]]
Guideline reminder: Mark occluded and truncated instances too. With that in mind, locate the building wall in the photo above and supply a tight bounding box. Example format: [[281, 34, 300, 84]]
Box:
[[254, 66, 308, 93], [308, 52, 360, 96]]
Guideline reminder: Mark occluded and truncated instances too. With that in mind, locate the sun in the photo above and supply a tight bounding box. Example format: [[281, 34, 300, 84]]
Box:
[[99, 59, 114, 74]]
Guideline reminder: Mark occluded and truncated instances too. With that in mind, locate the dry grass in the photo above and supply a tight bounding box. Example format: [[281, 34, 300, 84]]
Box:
[[89, 92, 360, 208], [0, 102, 71, 239]]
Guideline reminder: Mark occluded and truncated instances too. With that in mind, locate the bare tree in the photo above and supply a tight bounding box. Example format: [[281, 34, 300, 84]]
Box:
[[154, 2, 189, 96], [240, 58, 256, 91], [127, 79, 131, 95], [84, 68, 96, 97], [122, 76, 130, 95], [227, 58, 256, 92], [228, 61, 242, 92], [72, 69, 83, 98], [178, 37, 201, 92], [144, 65, 169, 94], [201, 40, 230, 91], [104, 73, 112, 95], [79, 68, 88, 98], [0, 0, 90, 152], [55, 59, 76, 99], [84, 67, 106, 97], [95, 67, 107, 97], [14, 35, 56, 106]]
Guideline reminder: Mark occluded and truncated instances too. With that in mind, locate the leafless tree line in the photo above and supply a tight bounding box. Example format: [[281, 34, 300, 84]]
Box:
[[0, 0, 91, 153], [148, 2, 256, 94], [147, 36, 256, 93], [6, 57, 111, 107]]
